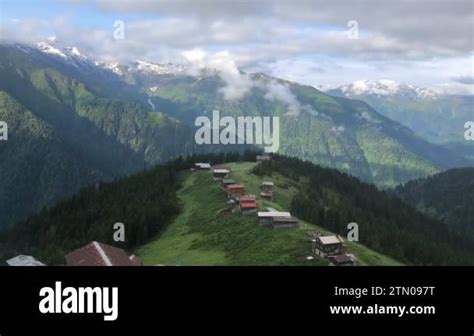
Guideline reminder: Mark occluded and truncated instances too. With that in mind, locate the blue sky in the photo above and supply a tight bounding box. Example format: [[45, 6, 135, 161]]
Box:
[[1, 0, 473, 94]]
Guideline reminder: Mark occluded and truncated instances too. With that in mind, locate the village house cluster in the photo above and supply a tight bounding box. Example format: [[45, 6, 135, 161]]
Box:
[[193, 155, 300, 230]]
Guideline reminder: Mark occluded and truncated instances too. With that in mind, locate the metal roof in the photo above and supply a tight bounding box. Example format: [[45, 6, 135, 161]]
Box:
[[6, 255, 45, 266], [318, 236, 343, 245], [213, 169, 230, 173], [257, 211, 291, 217]]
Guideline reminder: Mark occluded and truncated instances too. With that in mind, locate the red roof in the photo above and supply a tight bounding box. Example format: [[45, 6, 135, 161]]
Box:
[[240, 195, 256, 203], [65, 241, 138, 266], [260, 192, 272, 197], [227, 184, 245, 190], [240, 202, 258, 209], [328, 254, 354, 264]]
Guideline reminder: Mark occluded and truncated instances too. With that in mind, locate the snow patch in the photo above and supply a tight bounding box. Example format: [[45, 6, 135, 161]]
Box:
[[338, 80, 437, 99]]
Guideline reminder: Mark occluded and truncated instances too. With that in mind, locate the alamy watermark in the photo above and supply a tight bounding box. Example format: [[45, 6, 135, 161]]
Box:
[[113, 222, 125, 242], [0, 121, 7, 141], [39, 281, 118, 321], [346, 20, 359, 40], [465, 121, 474, 141], [347, 222, 359, 242], [194, 109, 280, 153], [113, 20, 125, 40]]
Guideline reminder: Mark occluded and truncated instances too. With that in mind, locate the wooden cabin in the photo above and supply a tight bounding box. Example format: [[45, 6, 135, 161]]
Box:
[[65, 241, 140, 266], [221, 178, 236, 188], [240, 195, 256, 203], [240, 196, 258, 215], [312, 235, 344, 257], [260, 191, 273, 200], [226, 184, 246, 200], [257, 211, 291, 227], [271, 216, 298, 229], [195, 162, 211, 170], [213, 168, 230, 179], [328, 254, 357, 266], [261, 181, 274, 192]]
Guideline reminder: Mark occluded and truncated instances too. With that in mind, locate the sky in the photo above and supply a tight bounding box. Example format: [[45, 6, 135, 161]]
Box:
[[0, 0, 473, 94]]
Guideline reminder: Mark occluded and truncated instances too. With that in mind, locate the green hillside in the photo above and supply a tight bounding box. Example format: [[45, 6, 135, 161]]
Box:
[[394, 168, 474, 236], [328, 87, 474, 161], [136, 162, 402, 266], [0, 45, 241, 228], [149, 74, 468, 188], [0, 91, 104, 226], [2, 152, 473, 265]]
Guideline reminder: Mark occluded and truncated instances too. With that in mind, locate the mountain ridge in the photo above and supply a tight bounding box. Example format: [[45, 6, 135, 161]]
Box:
[[0, 41, 471, 229]]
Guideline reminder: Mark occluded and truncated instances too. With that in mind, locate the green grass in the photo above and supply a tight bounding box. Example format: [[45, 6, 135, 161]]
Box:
[[136, 162, 403, 266]]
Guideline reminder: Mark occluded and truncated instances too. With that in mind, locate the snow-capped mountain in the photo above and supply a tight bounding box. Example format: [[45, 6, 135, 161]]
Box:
[[34, 37, 185, 78], [331, 80, 437, 99], [130, 60, 185, 76], [327, 79, 473, 150], [93, 61, 126, 76], [37, 36, 87, 61]]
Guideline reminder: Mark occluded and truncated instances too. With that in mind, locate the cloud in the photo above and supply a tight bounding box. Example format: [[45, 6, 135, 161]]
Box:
[[263, 81, 301, 116], [182, 49, 254, 100], [71, 0, 474, 58], [451, 75, 474, 85], [435, 82, 474, 95], [2, 0, 473, 94], [181, 48, 306, 111]]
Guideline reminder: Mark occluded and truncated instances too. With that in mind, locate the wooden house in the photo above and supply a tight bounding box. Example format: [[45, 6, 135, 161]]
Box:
[[221, 178, 236, 188], [260, 191, 273, 200], [213, 168, 230, 179], [261, 181, 274, 192], [257, 211, 291, 227], [271, 216, 298, 229], [195, 162, 211, 170], [226, 184, 246, 200], [312, 235, 344, 257], [328, 254, 357, 266], [65, 241, 140, 266], [240, 196, 258, 215]]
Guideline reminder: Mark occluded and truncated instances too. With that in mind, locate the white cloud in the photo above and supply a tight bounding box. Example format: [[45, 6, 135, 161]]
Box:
[[1, 0, 473, 94], [263, 81, 301, 116]]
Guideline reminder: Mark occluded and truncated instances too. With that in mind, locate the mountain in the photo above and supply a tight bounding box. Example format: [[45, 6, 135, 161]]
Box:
[[394, 168, 474, 237], [328, 80, 474, 160], [1, 152, 473, 265], [30, 40, 470, 188], [0, 91, 104, 227], [0, 41, 470, 228], [146, 73, 469, 188], [0, 43, 242, 228], [330, 79, 438, 99]]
